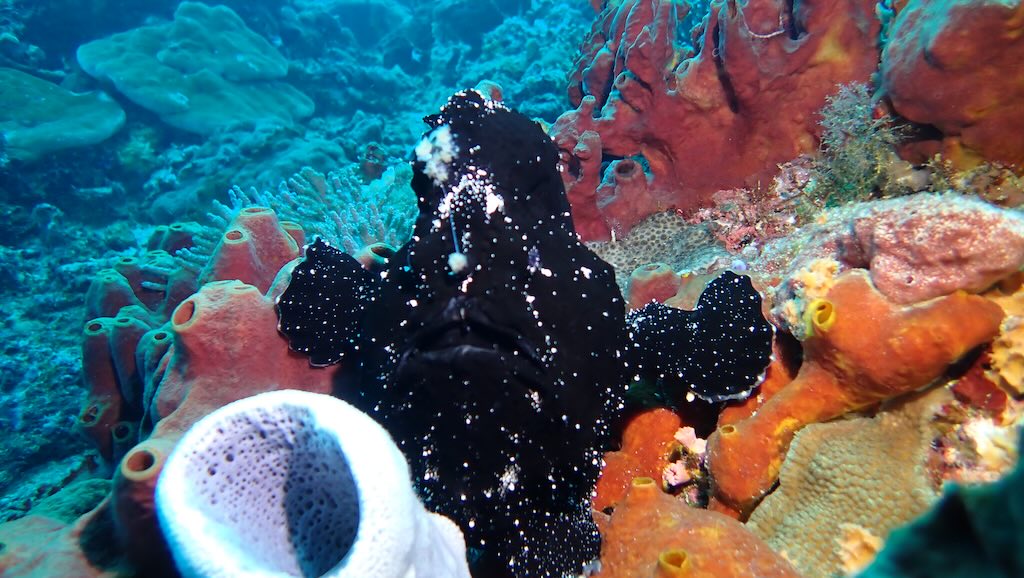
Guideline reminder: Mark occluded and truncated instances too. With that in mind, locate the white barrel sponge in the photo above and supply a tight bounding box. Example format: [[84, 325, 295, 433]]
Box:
[[155, 389, 471, 578]]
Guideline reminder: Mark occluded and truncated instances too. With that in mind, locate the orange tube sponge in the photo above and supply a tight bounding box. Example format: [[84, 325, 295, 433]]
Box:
[[597, 477, 802, 578], [594, 408, 681, 511], [199, 207, 301, 293], [108, 278, 335, 568], [707, 269, 1004, 517], [112, 437, 177, 574], [150, 279, 333, 437]]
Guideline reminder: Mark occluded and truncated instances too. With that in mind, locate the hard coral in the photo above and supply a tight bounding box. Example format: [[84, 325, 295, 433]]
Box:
[[553, 0, 881, 240], [587, 210, 727, 293], [707, 269, 1004, 517], [747, 387, 952, 578], [860, 429, 1024, 578], [0, 67, 125, 162], [987, 276, 1024, 396], [597, 477, 802, 578], [882, 0, 1024, 168], [77, 2, 313, 134]]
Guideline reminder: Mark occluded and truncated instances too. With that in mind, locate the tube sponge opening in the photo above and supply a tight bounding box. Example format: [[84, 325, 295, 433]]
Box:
[[155, 389, 471, 578]]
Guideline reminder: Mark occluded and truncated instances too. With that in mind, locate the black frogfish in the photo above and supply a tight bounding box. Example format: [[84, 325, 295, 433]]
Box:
[[277, 89, 773, 577]]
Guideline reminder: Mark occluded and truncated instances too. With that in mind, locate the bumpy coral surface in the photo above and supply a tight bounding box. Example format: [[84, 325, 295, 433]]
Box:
[[587, 211, 728, 293], [763, 193, 1024, 336], [987, 276, 1024, 396], [746, 387, 951, 577], [860, 428, 1024, 578]]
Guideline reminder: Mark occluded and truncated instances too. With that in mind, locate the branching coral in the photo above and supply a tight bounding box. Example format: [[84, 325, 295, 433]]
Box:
[[226, 164, 416, 253]]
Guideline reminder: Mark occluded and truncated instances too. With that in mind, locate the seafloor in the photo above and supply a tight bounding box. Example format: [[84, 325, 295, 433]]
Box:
[[0, 0, 1023, 577]]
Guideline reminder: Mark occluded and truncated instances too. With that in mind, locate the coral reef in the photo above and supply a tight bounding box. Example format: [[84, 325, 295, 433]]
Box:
[[0, 479, 122, 577], [0, 68, 124, 161], [552, 0, 881, 240], [2, 0, 1024, 576], [227, 164, 416, 253], [77, 2, 313, 134], [707, 269, 1004, 516], [597, 477, 802, 578], [763, 193, 1024, 337], [587, 210, 729, 293], [882, 0, 1024, 168], [2, 206, 337, 576], [860, 429, 1024, 578], [746, 387, 951, 577], [0, 218, 141, 522], [77, 208, 303, 466], [987, 276, 1024, 396]]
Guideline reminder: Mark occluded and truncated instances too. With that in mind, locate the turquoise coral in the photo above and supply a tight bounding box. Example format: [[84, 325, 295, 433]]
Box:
[[77, 2, 313, 134], [0, 67, 124, 161]]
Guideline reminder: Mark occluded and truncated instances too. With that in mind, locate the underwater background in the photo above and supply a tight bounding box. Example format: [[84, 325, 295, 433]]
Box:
[[1, 0, 1023, 576]]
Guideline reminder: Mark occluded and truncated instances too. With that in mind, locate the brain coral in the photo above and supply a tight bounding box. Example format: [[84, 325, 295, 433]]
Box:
[[587, 210, 728, 292], [746, 386, 951, 577]]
